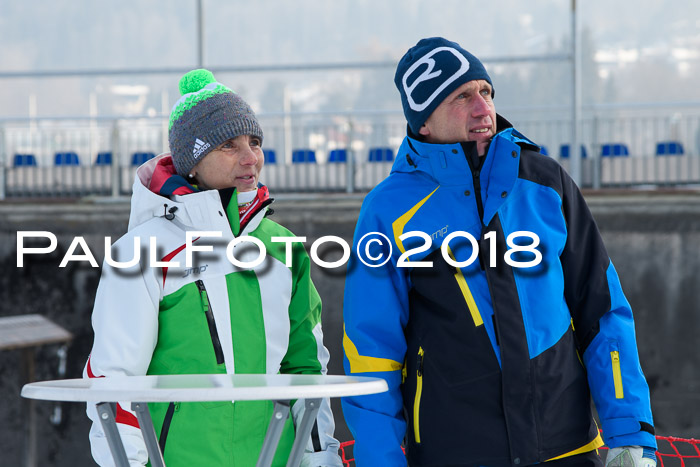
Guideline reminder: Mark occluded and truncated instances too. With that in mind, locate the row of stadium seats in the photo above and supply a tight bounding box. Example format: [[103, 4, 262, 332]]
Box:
[[279, 141, 687, 163], [10, 141, 687, 167], [11, 148, 396, 167], [264, 147, 395, 164], [12, 151, 157, 167], [283, 142, 686, 163], [542, 141, 686, 159]]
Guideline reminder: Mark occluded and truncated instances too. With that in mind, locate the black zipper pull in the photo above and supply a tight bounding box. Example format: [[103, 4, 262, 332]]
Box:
[[406, 153, 417, 168], [162, 204, 177, 220], [196, 280, 208, 309], [417, 348, 424, 377]]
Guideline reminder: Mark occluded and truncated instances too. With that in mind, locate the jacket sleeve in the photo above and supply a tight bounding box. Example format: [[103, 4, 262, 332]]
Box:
[[559, 171, 656, 450], [281, 240, 342, 467], [83, 233, 161, 466], [341, 199, 410, 466]]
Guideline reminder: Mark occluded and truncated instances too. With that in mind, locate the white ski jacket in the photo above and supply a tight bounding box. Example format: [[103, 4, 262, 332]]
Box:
[[84, 154, 342, 467]]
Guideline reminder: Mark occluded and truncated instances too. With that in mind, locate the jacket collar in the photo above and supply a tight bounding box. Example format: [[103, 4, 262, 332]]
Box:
[[392, 115, 540, 225], [128, 153, 272, 235]]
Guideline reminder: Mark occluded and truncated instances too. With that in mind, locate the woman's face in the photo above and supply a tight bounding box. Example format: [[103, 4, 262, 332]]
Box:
[[190, 134, 264, 191]]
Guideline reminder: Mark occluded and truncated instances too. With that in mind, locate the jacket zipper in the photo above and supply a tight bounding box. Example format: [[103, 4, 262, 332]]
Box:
[[610, 345, 624, 399], [462, 143, 487, 270], [472, 169, 485, 223], [196, 280, 225, 365], [158, 401, 180, 456], [414, 347, 425, 444]]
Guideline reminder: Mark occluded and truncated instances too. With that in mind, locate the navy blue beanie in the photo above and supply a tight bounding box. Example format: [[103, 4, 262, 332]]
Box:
[[394, 37, 493, 135]]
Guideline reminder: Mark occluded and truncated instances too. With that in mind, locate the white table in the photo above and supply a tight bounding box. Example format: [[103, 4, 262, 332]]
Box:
[[21, 373, 387, 467]]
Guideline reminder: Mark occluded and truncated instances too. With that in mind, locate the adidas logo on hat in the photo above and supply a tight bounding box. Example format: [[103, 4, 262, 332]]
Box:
[[193, 138, 211, 159]]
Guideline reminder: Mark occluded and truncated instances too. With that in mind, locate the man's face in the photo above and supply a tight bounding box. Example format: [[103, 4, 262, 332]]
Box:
[[419, 79, 496, 155]]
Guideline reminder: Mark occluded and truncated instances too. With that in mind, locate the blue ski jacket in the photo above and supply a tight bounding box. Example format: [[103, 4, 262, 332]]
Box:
[[342, 120, 656, 466]]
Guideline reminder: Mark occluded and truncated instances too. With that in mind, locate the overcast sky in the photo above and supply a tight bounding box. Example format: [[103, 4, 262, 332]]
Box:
[[1, 0, 699, 119]]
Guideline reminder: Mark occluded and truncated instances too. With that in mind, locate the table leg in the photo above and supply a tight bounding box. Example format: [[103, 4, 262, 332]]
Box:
[[22, 348, 36, 467], [132, 402, 166, 467], [286, 398, 322, 467], [96, 402, 130, 467], [256, 400, 291, 467]]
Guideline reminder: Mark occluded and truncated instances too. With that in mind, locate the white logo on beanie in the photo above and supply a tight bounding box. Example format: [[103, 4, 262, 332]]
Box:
[[193, 138, 211, 159], [402, 46, 470, 112]]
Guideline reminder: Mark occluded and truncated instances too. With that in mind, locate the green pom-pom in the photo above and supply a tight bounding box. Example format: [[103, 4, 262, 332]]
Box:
[[178, 69, 217, 95]]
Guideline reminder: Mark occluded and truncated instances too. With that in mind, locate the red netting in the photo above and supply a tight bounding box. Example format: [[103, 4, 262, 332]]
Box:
[[340, 436, 700, 467], [600, 436, 700, 467], [339, 440, 354, 467]]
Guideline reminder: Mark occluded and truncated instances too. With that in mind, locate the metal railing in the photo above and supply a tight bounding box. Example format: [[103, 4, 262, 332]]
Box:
[[2, 106, 700, 199]]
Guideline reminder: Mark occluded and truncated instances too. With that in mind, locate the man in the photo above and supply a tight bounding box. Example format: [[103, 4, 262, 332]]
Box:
[[342, 37, 656, 467]]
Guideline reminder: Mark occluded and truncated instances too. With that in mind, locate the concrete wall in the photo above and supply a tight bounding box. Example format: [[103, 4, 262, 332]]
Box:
[[1, 192, 698, 465]]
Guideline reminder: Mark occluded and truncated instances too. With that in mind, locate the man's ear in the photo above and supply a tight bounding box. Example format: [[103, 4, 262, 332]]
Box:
[[419, 123, 430, 137]]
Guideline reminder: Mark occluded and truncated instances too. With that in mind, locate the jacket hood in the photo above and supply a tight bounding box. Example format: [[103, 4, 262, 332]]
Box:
[[128, 153, 182, 231]]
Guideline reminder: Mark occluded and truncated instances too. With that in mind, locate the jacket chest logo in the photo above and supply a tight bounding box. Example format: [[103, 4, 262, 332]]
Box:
[[183, 264, 209, 278]]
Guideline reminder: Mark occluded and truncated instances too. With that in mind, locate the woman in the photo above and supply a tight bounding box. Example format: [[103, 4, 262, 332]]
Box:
[[84, 69, 342, 467]]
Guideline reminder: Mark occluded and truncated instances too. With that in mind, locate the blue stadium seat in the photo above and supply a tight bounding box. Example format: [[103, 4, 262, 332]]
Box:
[[263, 149, 276, 164], [559, 145, 588, 159], [540, 145, 549, 156], [600, 143, 630, 157], [54, 151, 80, 165], [131, 152, 156, 166], [655, 141, 684, 156], [368, 147, 394, 162], [292, 149, 316, 163], [328, 149, 347, 163], [13, 154, 38, 166], [95, 152, 112, 165]]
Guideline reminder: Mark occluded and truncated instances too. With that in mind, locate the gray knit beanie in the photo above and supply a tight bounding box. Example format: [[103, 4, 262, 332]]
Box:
[[168, 69, 264, 177]]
